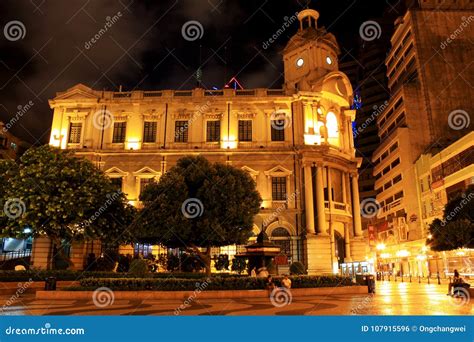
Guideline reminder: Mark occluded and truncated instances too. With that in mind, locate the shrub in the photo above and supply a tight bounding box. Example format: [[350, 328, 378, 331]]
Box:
[[166, 255, 180, 272], [290, 261, 307, 275], [214, 254, 230, 271], [77, 275, 354, 291], [128, 259, 148, 278], [231, 257, 247, 274]]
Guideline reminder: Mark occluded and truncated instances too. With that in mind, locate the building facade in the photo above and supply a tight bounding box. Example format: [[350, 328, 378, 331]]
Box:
[[39, 9, 367, 274], [371, 1, 474, 277]]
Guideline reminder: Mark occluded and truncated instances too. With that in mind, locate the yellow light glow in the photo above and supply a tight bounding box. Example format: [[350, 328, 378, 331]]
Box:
[[126, 139, 140, 150], [376, 243, 386, 251], [396, 250, 410, 258], [304, 134, 322, 145], [421, 245, 428, 252], [222, 137, 237, 149], [416, 255, 427, 261], [427, 234, 433, 239], [380, 253, 391, 259]]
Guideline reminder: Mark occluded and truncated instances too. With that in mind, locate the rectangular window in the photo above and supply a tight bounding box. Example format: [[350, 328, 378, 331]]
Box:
[[238, 120, 252, 142], [110, 178, 122, 191], [271, 120, 285, 141], [68, 123, 82, 144], [143, 121, 157, 143], [206, 120, 221, 142], [174, 121, 188, 142], [272, 177, 287, 201], [112, 122, 126, 143]]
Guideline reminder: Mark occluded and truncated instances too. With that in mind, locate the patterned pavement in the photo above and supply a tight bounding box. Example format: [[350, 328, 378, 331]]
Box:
[[0, 281, 472, 315]]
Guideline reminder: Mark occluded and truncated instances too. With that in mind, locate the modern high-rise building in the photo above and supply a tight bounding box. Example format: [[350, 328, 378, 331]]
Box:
[[372, 0, 473, 276], [37, 9, 369, 274]]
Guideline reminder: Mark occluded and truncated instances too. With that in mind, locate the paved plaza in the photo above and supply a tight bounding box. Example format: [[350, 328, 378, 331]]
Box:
[[0, 281, 472, 315]]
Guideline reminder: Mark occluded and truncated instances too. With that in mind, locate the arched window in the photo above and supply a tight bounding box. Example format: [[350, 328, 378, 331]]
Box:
[[326, 111, 339, 146]]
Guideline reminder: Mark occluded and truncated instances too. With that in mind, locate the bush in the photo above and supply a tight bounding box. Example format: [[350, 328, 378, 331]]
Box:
[[166, 255, 180, 272], [128, 259, 148, 278], [290, 261, 307, 275], [0, 257, 30, 270], [181, 253, 205, 273], [214, 254, 230, 271], [77, 275, 354, 291], [231, 258, 247, 274]]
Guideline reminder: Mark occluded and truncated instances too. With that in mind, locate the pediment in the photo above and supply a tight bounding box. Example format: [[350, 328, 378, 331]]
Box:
[[54, 84, 99, 100], [133, 167, 161, 177], [264, 165, 293, 176], [105, 167, 128, 177]]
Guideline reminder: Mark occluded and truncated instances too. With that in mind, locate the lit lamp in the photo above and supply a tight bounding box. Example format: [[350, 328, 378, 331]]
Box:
[[376, 243, 386, 251]]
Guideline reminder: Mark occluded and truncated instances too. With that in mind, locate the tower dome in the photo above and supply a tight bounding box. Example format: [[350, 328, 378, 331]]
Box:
[[283, 8, 340, 91]]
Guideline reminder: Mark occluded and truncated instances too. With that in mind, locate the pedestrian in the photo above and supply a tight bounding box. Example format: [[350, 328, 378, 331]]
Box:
[[265, 275, 275, 292], [447, 269, 462, 295], [281, 274, 292, 289]]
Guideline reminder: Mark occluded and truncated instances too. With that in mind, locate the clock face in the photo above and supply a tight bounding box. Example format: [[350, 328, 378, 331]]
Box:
[[326, 56, 333, 65], [296, 58, 304, 67]]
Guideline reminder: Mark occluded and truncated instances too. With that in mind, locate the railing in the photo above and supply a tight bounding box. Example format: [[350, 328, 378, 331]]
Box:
[[382, 198, 402, 213], [0, 249, 31, 262], [324, 201, 350, 212]]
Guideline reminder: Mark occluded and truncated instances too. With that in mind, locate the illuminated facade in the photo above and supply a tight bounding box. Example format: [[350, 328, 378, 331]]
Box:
[[372, 1, 474, 277], [41, 9, 366, 274]]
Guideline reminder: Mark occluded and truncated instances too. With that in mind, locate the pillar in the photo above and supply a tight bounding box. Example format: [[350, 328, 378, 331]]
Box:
[[30, 237, 53, 270], [304, 165, 315, 234], [315, 164, 327, 235], [344, 223, 352, 262], [351, 173, 363, 237]]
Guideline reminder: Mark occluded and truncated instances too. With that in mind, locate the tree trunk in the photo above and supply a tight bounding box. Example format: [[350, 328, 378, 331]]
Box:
[[52, 237, 74, 269], [204, 247, 212, 276]]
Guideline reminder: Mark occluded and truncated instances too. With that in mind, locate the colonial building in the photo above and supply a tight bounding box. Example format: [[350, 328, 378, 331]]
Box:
[[41, 9, 367, 274], [371, 1, 474, 277]]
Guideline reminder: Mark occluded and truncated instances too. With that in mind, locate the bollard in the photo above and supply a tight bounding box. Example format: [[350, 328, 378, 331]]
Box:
[[437, 272, 441, 285], [409, 274, 412, 283], [401, 274, 404, 282], [418, 275, 421, 283], [427, 276, 430, 284]]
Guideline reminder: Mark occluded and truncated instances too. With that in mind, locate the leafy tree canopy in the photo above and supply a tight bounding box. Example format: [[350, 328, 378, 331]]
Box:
[[1, 145, 136, 249], [427, 187, 474, 251]]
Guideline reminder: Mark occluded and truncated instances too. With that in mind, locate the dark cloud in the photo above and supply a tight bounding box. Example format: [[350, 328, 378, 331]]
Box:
[[0, 0, 395, 144]]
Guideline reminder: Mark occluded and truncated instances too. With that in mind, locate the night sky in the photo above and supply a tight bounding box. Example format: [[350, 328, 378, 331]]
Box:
[[0, 0, 402, 144]]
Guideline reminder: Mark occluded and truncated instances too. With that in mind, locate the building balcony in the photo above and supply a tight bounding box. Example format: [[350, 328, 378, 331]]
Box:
[[324, 201, 352, 216]]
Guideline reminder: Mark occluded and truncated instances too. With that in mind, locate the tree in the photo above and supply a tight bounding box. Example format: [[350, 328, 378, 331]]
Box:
[[427, 187, 474, 251], [136, 156, 262, 275], [0, 160, 18, 230], [2, 145, 136, 267]]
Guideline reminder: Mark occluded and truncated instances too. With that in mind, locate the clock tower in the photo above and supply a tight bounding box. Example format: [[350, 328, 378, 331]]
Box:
[[283, 9, 340, 91]]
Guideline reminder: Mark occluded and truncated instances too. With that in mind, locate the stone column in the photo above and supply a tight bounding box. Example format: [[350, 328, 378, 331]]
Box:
[[315, 164, 327, 235], [304, 165, 316, 234], [344, 223, 352, 262], [30, 237, 53, 270], [351, 173, 363, 237]]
